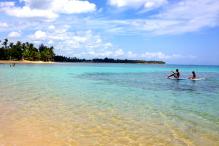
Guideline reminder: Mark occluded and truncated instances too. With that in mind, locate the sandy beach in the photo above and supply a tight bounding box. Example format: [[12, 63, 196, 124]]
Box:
[[0, 60, 54, 64]]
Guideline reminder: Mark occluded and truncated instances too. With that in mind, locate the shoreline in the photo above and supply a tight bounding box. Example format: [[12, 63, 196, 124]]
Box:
[[0, 60, 54, 64], [0, 60, 165, 65]]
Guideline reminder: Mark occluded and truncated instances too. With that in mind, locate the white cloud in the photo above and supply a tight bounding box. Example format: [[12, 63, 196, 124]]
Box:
[[8, 31, 21, 38], [87, 50, 112, 57], [108, 0, 167, 10], [0, 2, 14, 7], [29, 30, 47, 40], [84, 48, 125, 58], [103, 0, 219, 35], [141, 52, 171, 59], [84, 50, 195, 60], [10, 24, 196, 61], [48, 25, 55, 30], [114, 49, 124, 57], [0, 0, 96, 19], [27, 28, 123, 58], [51, 0, 96, 14], [20, 0, 53, 9], [1, 0, 219, 36], [151, 0, 219, 34], [5, 6, 58, 19], [141, 52, 196, 60], [0, 22, 8, 28], [127, 51, 137, 58]]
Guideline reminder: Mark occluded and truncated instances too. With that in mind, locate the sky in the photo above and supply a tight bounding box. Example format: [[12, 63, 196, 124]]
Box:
[[0, 0, 219, 65]]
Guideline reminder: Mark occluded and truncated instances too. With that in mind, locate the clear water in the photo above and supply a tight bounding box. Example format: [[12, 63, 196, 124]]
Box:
[[0, 63, 219, 146]]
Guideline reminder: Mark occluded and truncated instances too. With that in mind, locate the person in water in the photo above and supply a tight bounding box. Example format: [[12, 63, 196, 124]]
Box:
[[168, 69, 180, 79], [189, 71, 196, 79], [10, 63, 15, 67]]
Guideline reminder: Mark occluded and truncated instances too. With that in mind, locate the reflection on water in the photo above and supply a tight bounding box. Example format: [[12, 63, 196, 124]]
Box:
[[0, 64, 219, 146]]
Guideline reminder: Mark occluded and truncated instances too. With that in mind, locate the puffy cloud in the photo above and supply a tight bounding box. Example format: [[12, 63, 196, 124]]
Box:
[[0, 22, 8, 28], [114, 49, 125, 57], [87, 50, 112, 57], [86, 49, 124, 58], [152, 0, 219, 34], [48, 25, 55, 30], [103, 0, 219, 35], [20, 0, 53, 9], [80, 49, 195, 60], [51, 0, 96, 14], [29, 30, 47, 40], [8, 31, 21, 38], [141, 52, 171, 59], [1, 0, 219, 36], [0, 0, 96, 19], [27, 28, 123, 58], [0, 2, 14, 7], [141, 52, 196, 60], [108, 0, 167, 10], [9, 25, 196, 60], [127, 51, 137, 58], [5, 7, 58, 19]]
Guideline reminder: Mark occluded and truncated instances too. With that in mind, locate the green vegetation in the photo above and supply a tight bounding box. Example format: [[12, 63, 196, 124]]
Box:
[[54, 56, 165, 64], [0, 39, 55, 61], [0, 39, 165, 64]]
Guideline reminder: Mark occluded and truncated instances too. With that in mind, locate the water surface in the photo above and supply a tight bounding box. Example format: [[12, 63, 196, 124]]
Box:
[[0, 63, 219, 146]]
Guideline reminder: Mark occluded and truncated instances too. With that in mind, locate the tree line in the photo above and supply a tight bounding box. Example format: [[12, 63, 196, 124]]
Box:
[[0, 38, 165, 64], [0, 39, 55, 61], [54, 55, 165, 64]]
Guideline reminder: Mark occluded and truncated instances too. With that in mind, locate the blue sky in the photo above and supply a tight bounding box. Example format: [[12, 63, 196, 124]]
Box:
[[0, 0, 219, 65]]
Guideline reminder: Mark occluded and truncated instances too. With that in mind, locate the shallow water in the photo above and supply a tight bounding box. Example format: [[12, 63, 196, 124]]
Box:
[[0, 63, 219, 146]]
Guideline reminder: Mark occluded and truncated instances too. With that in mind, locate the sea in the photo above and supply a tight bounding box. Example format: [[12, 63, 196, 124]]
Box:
[[0, 63, 219, 146]]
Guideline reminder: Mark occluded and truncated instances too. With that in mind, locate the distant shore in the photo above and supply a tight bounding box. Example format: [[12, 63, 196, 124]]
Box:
[[0, 60, 54, 64], [0, 60, 166, 64], [0, 39, 165, 65]]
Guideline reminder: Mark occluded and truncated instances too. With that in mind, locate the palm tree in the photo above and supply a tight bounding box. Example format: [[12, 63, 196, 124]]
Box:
[[13, 41, 23, 60], [2, 38, 8, 49], [0, 39, 55, 61]]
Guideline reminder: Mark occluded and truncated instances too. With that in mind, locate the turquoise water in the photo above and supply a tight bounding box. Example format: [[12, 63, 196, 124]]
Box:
[[0, 63, 219, 146]]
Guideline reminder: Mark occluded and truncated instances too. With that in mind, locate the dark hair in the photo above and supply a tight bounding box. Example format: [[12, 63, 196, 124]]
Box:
[[192, 71, 195, 74], [176, 69, 179, 72]]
